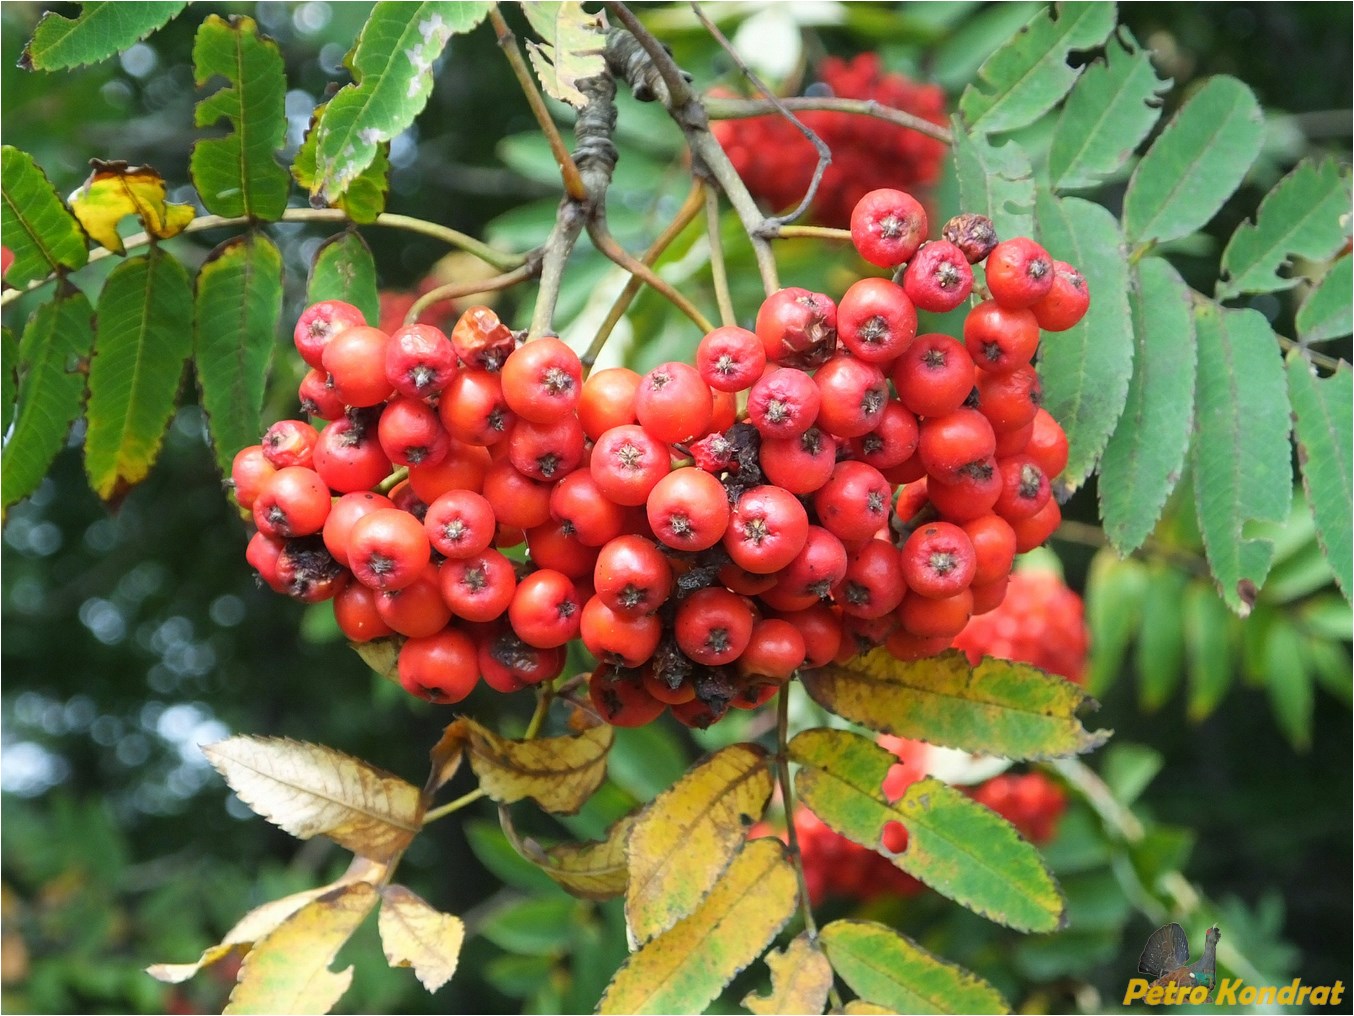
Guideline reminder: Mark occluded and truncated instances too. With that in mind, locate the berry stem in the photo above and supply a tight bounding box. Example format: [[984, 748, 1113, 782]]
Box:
[[404, 261, 540, 327], [589, 220, 714, 334], [705, 186, 737, 327], [376, 467, 409, 495], [774, 225, 853, 243], [703, 95, 953, 145], [422, 787, 488, 825]]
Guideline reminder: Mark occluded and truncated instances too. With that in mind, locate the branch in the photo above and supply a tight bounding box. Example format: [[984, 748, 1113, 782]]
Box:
[[704, 95, 953, 145], [705, 186, 736, 327], [405, 260, 540, 326], [588, 217, 713, 337]]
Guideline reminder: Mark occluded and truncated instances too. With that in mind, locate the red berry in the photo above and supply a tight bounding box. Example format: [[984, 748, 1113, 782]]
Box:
[[1030, 260, 1090, 331], [963, 301, 1040, 374], [756, 288, 838, 368], [696, 325, 766, 392], [500, 336, 583, 423], [647, 467, 730, 552], [294, 300, 365, 370], [385, 323, 457, 399], [450, 305, 516, 371], [984, 237, 1055, 309], [724, 484, 810, 574], [634, 362, 713, 445], [399, 628, 480, 703], [891, 333, 976, 419], [348, 508, 431, 592], [849, 188, 927, 268], [903, 240, 974, 313], [836, 277, 918, 363], [900, 522, 977, 599], [748, 367, 821, 440]]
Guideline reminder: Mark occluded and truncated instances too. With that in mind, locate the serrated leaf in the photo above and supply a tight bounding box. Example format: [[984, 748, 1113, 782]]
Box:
[[801, 648, 1108, 761], [790, 728, 1064, 932], [522, 813, 635, 901], [423, 715, 464, 798], [1084, 552, 1150, 696], [626, 743, 773, 946], [1048, 28, 1171, 190], [307, 231, 379, 326], [458, 716, 612, 814], [743, 932, 832, 1016], [1263, 621, 1313, 750], [311, 2, 490, 202], [1184, 580, 1234, 722], [292, 105, 390, 224], [0, 147, 89, 286], [1217, 159, 1353, 299], [69, 161, 195, 255], [1296, 256, 1353, 343], [959, 2, 1114, 135], [1034, 191, 1133, 488], [83, 250, 193, 503], [1135, 565, 1188, 710], [1122, 76, 1264, 245], [599, 838, 798, 1015], [190, 14, 290, 220], [1190, 303, 1292, 614], [523, 2, 607, 109], [225, 882, 377, 1015], [202, 735, 423, 862], [952, 121, 1035, 241], [1098, 256, 1196, 553], [1286, 352, 1352, 601], [2, 289, 94, 512], [194, 234, 283, 478], [820, 920, 1011, 1015], [20, 2, 186, 71], [377, 884, 464, 993]]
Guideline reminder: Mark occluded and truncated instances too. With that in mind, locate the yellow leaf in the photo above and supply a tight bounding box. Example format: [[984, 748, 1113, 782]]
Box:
[[743, 932, 833, 1015], [423, 718, 466, 798], [841, 1003, 897, 1014], [626, 743, 773, 945], [225, 881, 378, 1015], [352, 636, 401, 686], [68, 160, 194, 254], [461, 716, 612, 814], [203, 736, 422, 862], [599, 838, 798, 1015], [377, 884, 465, 993], [522, 813, 635, 901]]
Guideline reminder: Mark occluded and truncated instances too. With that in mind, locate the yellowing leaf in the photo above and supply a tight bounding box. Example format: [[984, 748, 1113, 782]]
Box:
[[460, 716, 612, 814], [801, 648, 1109, 760], [522, 2, 607, 109], [203, 736, 422, 862], [377, 884, 464, 993], [743, 933, 833, 1016], [841, 1003, 897, 1014], [599, 838, 798, 1015], [225, 882, 378, 1015], [522, 813, 635, 901], [423, 717, 466, 798], [68, 160, 194, 254], [352, 636, 401, 685], [626, 743, 773, 946]]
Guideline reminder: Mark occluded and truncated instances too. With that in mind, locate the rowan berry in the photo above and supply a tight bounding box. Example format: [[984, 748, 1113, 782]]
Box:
[[1030, 260, 1090, 331], [813, 461, 892, 544], [578, 367, 640, 441], [385, 323, 457, 399], [696, 325, 766, 392], [593, 535, 673, 617], [450, 305, 516, 371], [376, 563, 453, 638], [758, 426, 837, 494], [294, 299, 365, 370], [850, 188, 927, 268], [398, 628, 480, 703], [963, 300, 1040, 374], [903, 240, 974, 313], [756, 287, 838, 368], [634, 361, 713, 445], [984, 237, 1055, 309], [252, 466, 331, 539], [724, 485, 810, 574], [748, 367, 822, 440], [500, 336, 583, 423], [323, 491, 396, 567], [675, 587, 755, 666], [836, 277, 918, 363], [891, 334, 976, 419], [647, 467, 730, 552], [813, 356, 888, 439], [425, 489, 496, 559], [900, 522, 977, 599], [440, 549, 517, 622], [348, 508, 431, 592]]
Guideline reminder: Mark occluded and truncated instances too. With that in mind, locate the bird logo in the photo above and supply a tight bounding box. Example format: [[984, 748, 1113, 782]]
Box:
[[1138, 923, 1221, 996]]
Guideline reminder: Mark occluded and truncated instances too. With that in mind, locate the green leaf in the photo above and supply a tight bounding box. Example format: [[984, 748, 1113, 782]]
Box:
[[2, 289, 94, 512], [1217, 159, 1353, 299], [1263, 621, 1313, 750], [0, 147, 89, 287], [1084, 552, 1149, 696], [84, 249, 194, 503], [820, 920, 1011, 1015], [1, 328, 17, 435], [791, 728, 1065, 933], [1122, 76, 1264, 245], [194, 234, 283, 478], [1048, 28, 1171, 191], [1034, 191, 1133, 488], [1301, 638, 1353, 707], [1286, 352, 1352, 601], [1097, 257, 1196, 554], [20, 2, 186, 71], [1295, 256, 1353, 343], [307, 232, 379, 326], [1100, 743, 1164, 807], [1134, 565, 1188, 711], [1184, 580, 1235, 721], [292, 106, 390, 224], [522, 2, 607, 110], [311, 2, 490, 202], [478, 896, 580, 956], [1190, 303, 1293, 614], [952, 122, 1035, 241], [958, 2, 1115, 135], [801, 648, 1108, 761], [190, 14, 290, 220]]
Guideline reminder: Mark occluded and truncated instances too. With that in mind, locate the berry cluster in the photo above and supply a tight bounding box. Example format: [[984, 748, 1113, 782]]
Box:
[[952, 567, 1090, 684], [231, 187, 1087, 728], [710, 54, 948, 227]]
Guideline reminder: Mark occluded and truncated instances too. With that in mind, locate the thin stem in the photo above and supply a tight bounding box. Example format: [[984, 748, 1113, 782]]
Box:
[[523, 685, 552, 740], [773, 225, 852, 243], [705, 186, 736, 327], [1054, 518, 1212, 579], [405, 260, 539, 326], [422, 787, 488, 825], [1278, 333, 1348, 373], [704, 95, 952, 145], [376, 467, 409, 494], [588, 219, 714, 334], [488, 4, 587, 202]]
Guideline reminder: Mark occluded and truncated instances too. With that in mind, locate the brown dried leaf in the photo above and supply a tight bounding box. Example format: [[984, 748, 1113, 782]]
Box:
[[744, 932, 833, 1015], [461, 716, 612, 814]]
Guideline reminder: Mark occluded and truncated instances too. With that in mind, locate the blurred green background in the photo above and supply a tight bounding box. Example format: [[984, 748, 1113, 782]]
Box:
[[2, 3, 1349, 1013]]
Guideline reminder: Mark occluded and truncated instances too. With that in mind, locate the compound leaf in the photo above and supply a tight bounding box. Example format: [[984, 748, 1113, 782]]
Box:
[[1184, 580, 1234, 721], [1098, 256, 1196, 554], [522, 2, 607, 109], [743, 933, 833, 1016], [190, 14, 290, 220], [1190, 303, 1292, 614], [1035, 191, 1134, 488], [69, 161, 195, 255], [1217, 158, 1353, 300], [599, 838, 797, 1015], [626, 743, 773, 945], [0, 147, 89, 286], [801, 648, 1108, 761], [307, 232, 379, 326], [1296, 256, 1353, 344], [1264, 621, 1314, 750], [311, 2, 490, 202], [959, 2, 1115, 135], [1, 328, 16, 435], [292, 105, 390, 224], [1048, 27, 1171, 191], [21, 2, 186, 71], [377, 884, 464, 993], [83, 249, 193, 503], [953, 122, 1035, 241], [458, 716, 612, 814], [1084, 552, 1150, 696], [194, 233, 283, 478], [517, 813, 635, 901], [1286, 351, 1352, 601], [203, 735, 423, 862], [821, 920, 1009, 1015], [1122, 75, 1264, 245], [791, 728, 1064, 933], [1135, 565, 1189, 711], [2, 288, 94, 512]]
